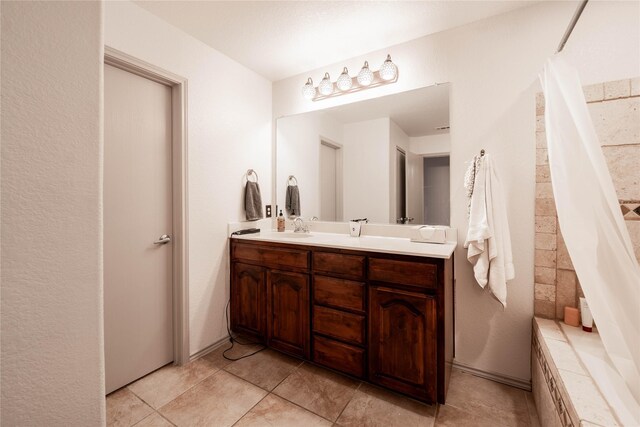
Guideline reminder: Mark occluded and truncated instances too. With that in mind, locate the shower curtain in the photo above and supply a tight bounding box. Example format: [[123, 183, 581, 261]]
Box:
[[540, 56, 640, 404]]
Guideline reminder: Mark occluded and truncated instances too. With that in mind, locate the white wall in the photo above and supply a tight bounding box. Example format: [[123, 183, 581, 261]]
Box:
[[342, 118, 390, 223], [1, 1, 105, 425], [410, 133, 451, 156], [276, 112, 342, 219], [273, 1, 640, 382], [407, 152, 425, 224], [105, 1, 272, 354]]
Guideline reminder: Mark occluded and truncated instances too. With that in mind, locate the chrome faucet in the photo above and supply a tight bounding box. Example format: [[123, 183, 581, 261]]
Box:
[[397, 217, 415, 224], [293, 217, 309, 233]]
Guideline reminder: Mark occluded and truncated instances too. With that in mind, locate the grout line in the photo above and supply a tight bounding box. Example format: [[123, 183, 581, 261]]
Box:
[[585, 93, 640, 104], [268, 362, 348, 424], [222, 368, 277, 393], [220, 351, 303, 393], [270, 391, 337, 424], [156, 410, 177, 427], [229, 393, 270, 427], [524, 389, 539, 427], [132, 364, 222, 413], [129, 412, 153, 427], [332, 383, 359, 425]]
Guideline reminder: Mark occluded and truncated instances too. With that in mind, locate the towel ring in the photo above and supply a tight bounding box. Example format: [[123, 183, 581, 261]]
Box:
[[246, 169, 259, 183], [288, 175, 298, 186]]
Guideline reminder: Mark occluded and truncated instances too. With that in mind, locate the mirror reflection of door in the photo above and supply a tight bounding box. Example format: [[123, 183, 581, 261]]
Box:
[[320, 140, 341, 221], [423, 156, 450, 225], [396, 148, 408, 223]]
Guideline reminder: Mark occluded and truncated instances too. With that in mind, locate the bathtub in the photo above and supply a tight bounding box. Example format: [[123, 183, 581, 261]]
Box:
[[532, 317, 638, 426], [559, 323, 640, 426]]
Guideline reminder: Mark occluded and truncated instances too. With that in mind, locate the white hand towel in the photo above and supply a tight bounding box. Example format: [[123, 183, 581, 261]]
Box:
[[464, 155, 514, 307]]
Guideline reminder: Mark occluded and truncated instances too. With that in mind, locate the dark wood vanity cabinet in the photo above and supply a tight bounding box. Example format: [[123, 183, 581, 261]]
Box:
[[230, 262, 266, 340], [267, 270, 310, 358], [369, 286, 437, 402], [230, 238, 454, 404]]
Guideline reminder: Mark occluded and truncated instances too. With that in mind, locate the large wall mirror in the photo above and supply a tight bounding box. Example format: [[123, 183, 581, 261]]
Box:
[[276, 84, 450, 226]]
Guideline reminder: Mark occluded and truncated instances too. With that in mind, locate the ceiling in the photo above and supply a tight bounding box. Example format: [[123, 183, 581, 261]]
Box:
[[322, 83, 450, 137], [134, 1, 538, 82]]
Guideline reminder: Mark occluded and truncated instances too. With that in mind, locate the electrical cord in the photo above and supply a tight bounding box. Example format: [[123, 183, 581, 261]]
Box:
[[222, 299, 266, 361]]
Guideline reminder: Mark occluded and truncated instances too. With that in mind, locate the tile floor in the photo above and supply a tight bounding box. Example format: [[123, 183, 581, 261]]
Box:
[[107, 344, 541, 427]]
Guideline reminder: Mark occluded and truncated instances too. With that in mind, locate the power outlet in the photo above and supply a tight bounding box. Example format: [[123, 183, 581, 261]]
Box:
[[265, 204, 272, 218]]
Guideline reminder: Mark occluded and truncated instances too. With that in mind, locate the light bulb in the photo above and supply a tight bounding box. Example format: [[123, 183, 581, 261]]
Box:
[[336, 67, 353, 91], [357, 61, 374, 86], [302, 77, 316, 99], [379, 54, 397, 81], [318, 73, 333, 96]]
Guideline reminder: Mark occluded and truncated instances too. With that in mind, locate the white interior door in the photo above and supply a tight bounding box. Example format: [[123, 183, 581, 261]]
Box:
[[104, 64, 174, 394], [396, 149, 407, 222], [320, 142, 338, 221]]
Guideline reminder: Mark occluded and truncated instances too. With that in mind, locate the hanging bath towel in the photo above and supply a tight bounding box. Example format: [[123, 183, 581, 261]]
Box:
[[286, 185, 300, 217], [464, 154, 514, 307], [244, 181, 263, 221]]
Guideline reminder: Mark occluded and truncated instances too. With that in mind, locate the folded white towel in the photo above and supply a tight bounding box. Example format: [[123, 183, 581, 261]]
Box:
[[464, 154, 514, 307]]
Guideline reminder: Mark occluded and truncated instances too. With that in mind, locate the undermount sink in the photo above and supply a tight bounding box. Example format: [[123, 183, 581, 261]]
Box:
[[279, 232, 312, 238]]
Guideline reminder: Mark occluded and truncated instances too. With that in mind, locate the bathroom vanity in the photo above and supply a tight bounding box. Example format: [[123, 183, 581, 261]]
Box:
[[229, 231, 455, 404]]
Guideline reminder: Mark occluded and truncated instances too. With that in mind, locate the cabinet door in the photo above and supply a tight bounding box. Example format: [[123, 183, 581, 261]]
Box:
[[369, 286, 437, 402], [267, 270, 310, 358], [231, 262, 266, 341]]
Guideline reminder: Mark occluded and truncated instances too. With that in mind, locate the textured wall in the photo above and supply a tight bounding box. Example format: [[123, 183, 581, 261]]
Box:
[[534, 78, 640, 319], [1, 1, 105, 425], [273, 1, 640, 382]]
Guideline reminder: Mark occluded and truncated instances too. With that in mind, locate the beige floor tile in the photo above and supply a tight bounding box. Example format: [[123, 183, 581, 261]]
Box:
[[127, 358, 218, 409], [436, 404, 509, 427], [525, 391, 541, 427], [235, 393, 332, 427], [273, 363, 359, 421], [337, 383, 436, 427], [201, 342, 264, 371], [159, 369, 267, 427], [224, 349, 302, 391], [133, 412, 174, 427], [107, 388, 154, 427], [444, 369, 530, 427]]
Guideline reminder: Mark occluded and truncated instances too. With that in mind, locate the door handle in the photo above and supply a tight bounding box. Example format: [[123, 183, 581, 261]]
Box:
[[153, 234, 171, 245]]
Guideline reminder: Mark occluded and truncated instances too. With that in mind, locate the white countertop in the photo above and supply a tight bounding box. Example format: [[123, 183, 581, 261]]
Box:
[[231, 230, 456, 259]]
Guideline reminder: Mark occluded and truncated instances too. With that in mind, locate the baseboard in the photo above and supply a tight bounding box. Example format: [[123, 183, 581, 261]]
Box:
[[191, 341, 531, 391], [452, 360, 532, 391], [189, 335, 231, 362]]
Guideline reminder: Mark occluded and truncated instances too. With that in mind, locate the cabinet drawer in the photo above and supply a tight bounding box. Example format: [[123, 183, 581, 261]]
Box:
[[232, 242, 309, 270], [314, 275, 365, 313], [313, 335, 365, 378], [313, 305, 365, 345], [369, 258, 437, 289], [313, 251, 365, 279]]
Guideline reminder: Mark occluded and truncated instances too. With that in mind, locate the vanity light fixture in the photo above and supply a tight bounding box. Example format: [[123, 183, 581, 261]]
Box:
[[318, 73, 334, 96], [336, 67, 353, 91], [379, 54, 398, 81], [302, 78, 316, 99], [357, 61, 374, 86], [302, 54, 399, 101]]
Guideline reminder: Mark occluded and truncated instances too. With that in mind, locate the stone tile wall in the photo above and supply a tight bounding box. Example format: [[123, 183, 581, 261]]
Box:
[[534, 77, 640, 319]]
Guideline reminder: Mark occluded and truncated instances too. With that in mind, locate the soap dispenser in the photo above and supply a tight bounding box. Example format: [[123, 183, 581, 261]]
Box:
[[277, 210, 285, 232]]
